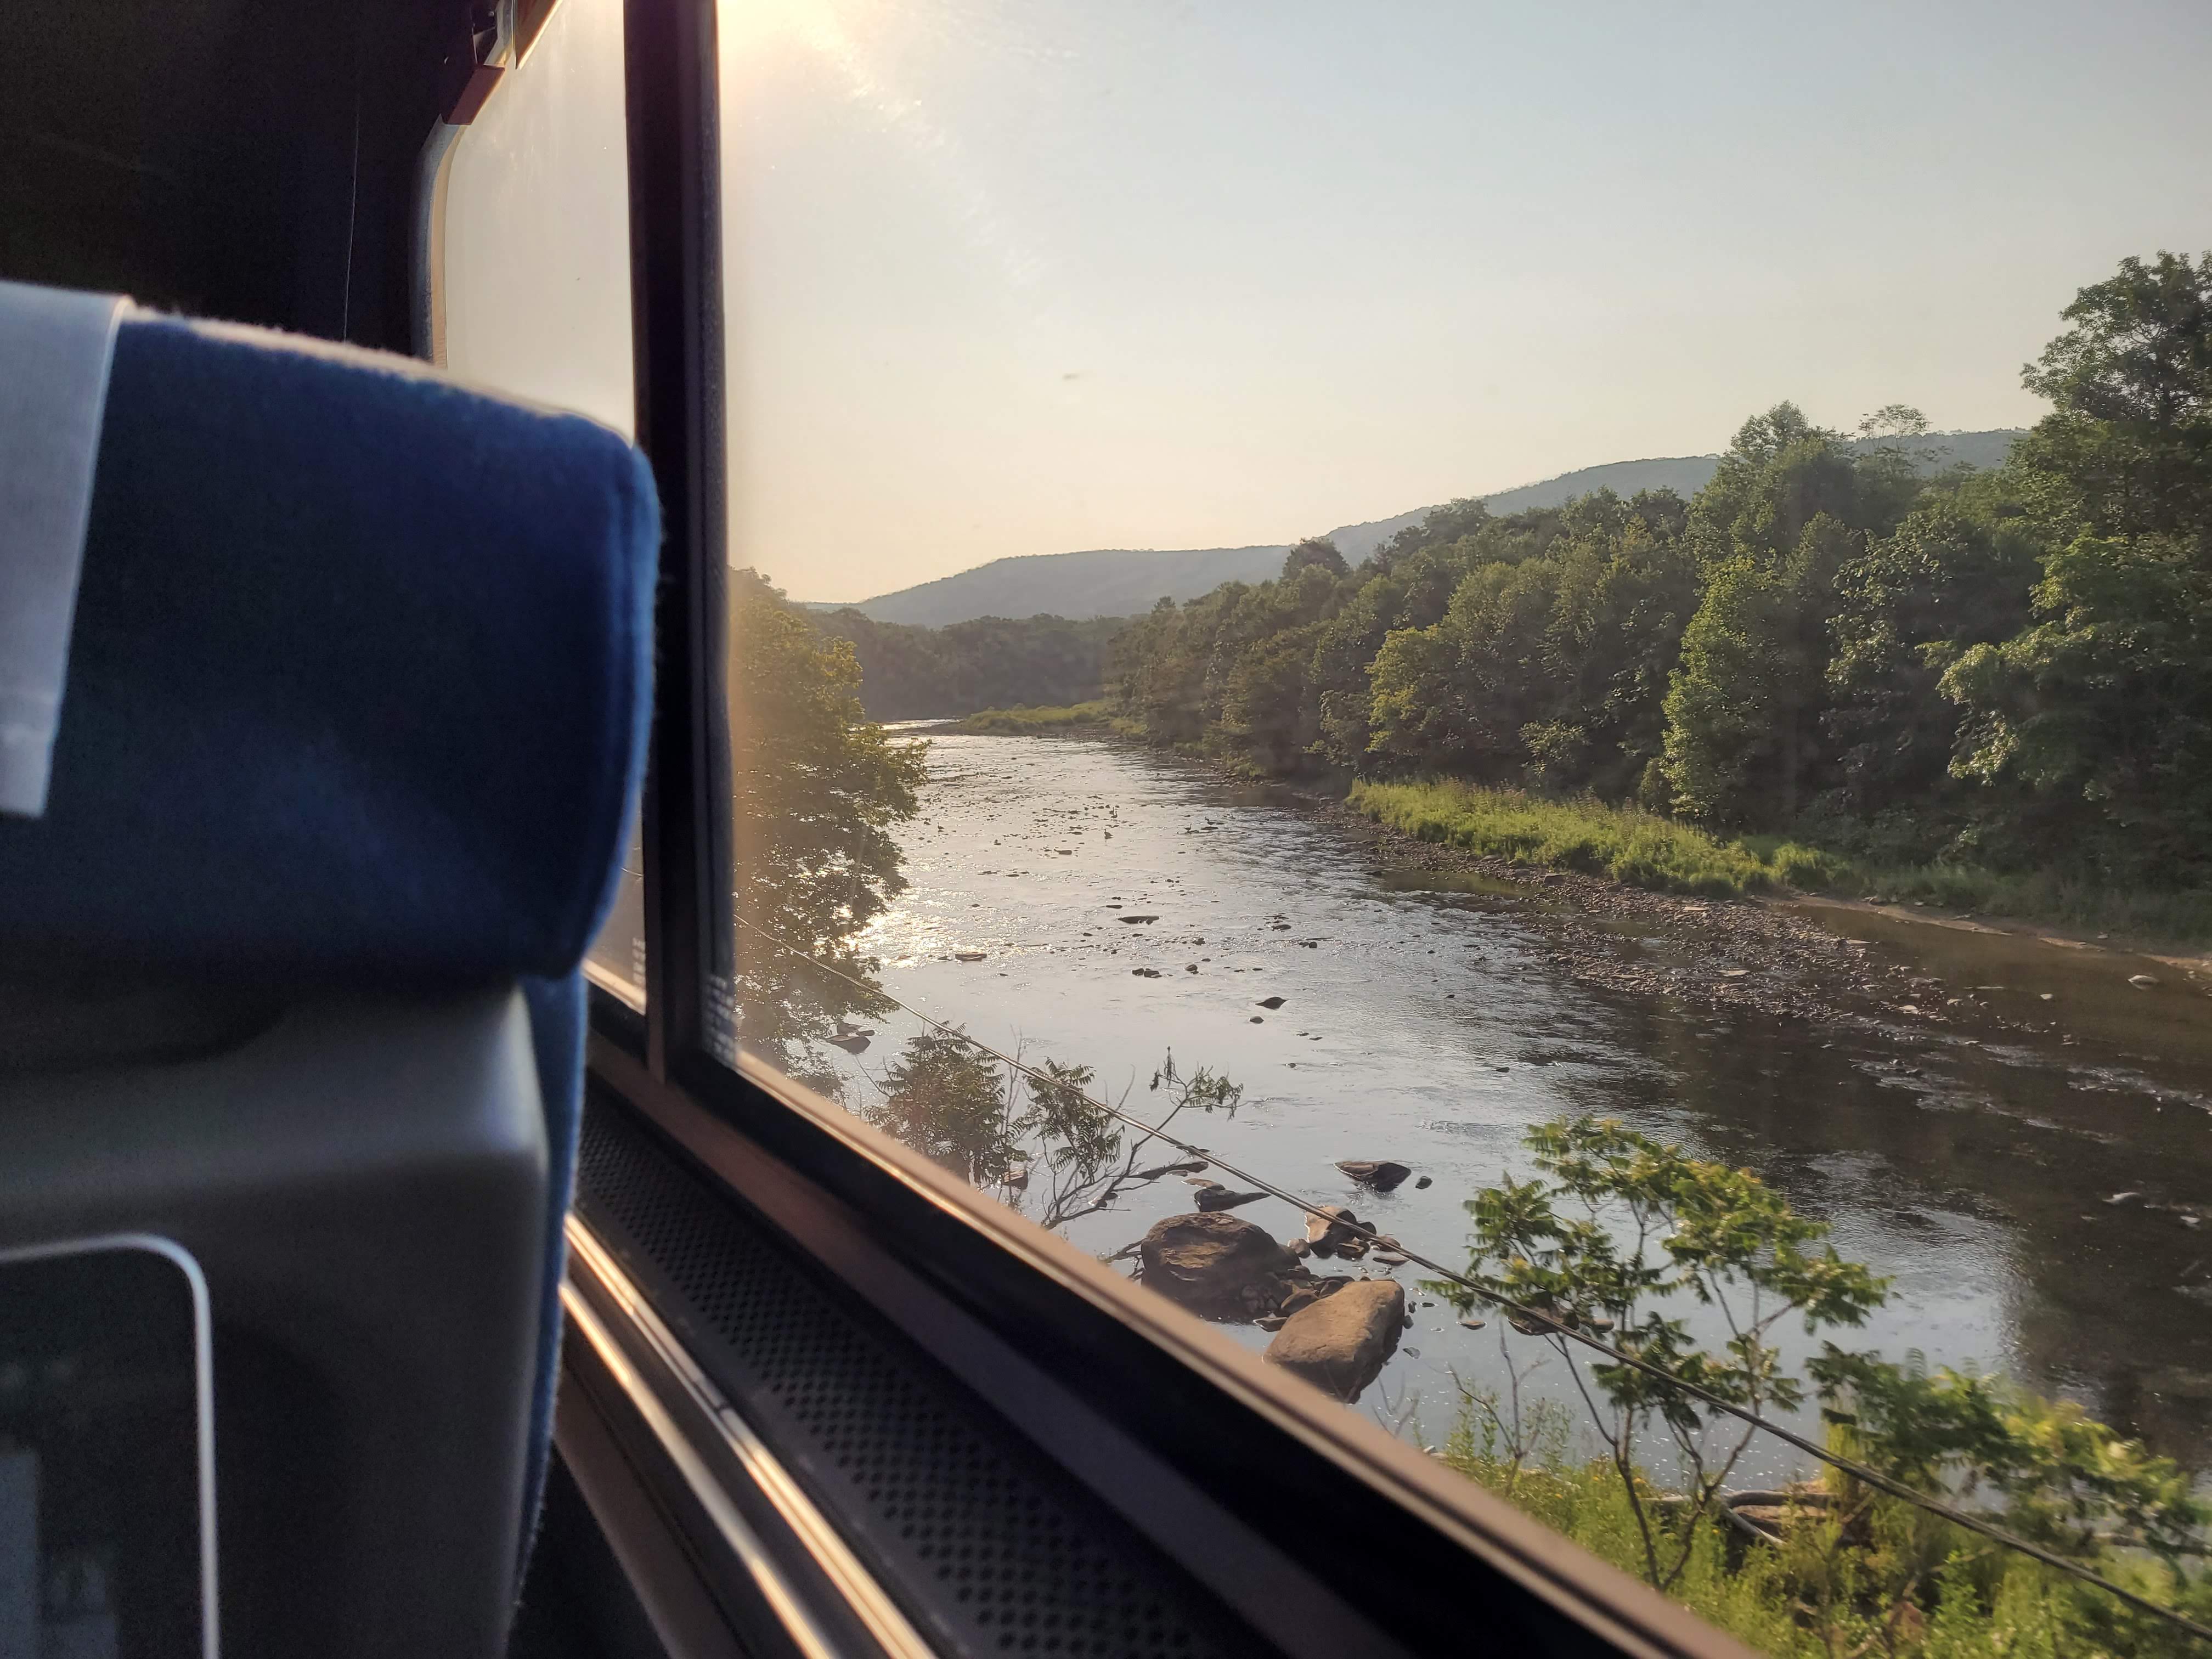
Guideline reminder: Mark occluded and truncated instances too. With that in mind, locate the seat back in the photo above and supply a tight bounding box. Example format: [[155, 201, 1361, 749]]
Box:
[[0, 295, 657, 1657]]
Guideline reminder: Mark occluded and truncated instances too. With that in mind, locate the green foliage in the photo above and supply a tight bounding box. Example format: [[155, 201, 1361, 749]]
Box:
[[1937, 251, 2212, 882], [1281, 536, 1350, 580], [955, 699, 1115, 731], [864, 1028, 1020, 1186], [1811, 1352, 2209, 1570], [1432, 1119, 2210, 1650], [1103, 253, 2212, 921], [1824, 501, 2041, 818], [1359, 490, 1701, 791], [860, 1040, 1242, 1231], [1661, 545, 1825, 826], [1442, 1408, 2212, 1658], [2012, 250, 2212, 546], [1660, 396, 1926, 827], [1349, 776, 2212, 938], [811, 608, 1128, 720], [1347, 779, 1842, 896], [725, 570, 929, 1082], [1942, 533, 2212, 878], [1431, 1117, 1886, 1590]]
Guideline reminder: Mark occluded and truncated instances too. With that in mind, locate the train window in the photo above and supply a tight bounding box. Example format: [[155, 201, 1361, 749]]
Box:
[[707, 1, 2212, 1651], [441, 0, 646, 1009]]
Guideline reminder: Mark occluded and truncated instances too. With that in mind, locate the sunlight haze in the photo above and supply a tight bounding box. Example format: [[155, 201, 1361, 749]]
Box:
[[716, 0, 2212, 603]]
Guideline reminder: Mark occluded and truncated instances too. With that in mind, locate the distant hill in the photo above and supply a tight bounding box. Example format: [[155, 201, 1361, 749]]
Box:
[[827, 432, 2023, 627], [1323, 455, 1726, 561], [820, 545, 1292, 628]]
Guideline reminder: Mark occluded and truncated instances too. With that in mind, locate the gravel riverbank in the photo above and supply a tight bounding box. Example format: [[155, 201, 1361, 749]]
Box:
[[1311, 793, 2175, 1045]]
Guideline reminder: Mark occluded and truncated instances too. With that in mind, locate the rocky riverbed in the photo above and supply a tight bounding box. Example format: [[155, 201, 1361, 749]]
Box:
[[833, 729, 2212, 1464], [1312, 787, 2212, 1064]]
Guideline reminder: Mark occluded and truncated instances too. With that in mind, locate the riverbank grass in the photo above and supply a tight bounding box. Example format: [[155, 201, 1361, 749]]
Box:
[[1822, 860, 2212, 945], [1349, 779, 1837, 897], [1440, 1423, 2207, 1657], [1351, 778, 2212, 941], [956, 700, 1114, 733]]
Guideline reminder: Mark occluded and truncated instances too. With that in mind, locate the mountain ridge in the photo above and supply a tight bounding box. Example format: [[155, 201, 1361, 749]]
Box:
[[815, 431, 2022, 627]]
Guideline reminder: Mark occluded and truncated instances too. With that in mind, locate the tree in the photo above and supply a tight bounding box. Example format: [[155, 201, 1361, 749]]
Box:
[[1282, 535, 1350, 581], [1308, 533, 1481, 768], [811, 608, 1127, 720], [861, 1039, 1243, 1232], [1221, 625, 1326, 771], [1661, 514, 1851, 825], [1436, 1118, 2209, 1647], [1824, 501, 2040, 822], [1690, 403, 1861, 566], [1432, 1117, 1887, 1592], [864, 1028, 1019, 1185], [724, 570, 929, 1083], [1942, 535, 2212, 877], [2013, 251, 2212, 546], [1365, 618, 1475, 768], [1939, 252, 2212, 880]]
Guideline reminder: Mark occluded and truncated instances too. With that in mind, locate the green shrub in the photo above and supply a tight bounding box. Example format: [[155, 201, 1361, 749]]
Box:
[[1348, 779, 1837, 898], [1346, 778, 2212, 941], [1431, 1117, 2210, 1654]]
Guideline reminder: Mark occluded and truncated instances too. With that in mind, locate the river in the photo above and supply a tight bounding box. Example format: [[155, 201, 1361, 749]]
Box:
[[818, 730, 2212, 1477]]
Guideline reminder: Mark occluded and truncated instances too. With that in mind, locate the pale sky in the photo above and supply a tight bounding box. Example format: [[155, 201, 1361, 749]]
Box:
[[724, 0, 2212, 603], [449, 0, 2212, 605]]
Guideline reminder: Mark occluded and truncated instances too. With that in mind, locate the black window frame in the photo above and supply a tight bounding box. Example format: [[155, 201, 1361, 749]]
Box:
[[584, 1, 1750, 1652]]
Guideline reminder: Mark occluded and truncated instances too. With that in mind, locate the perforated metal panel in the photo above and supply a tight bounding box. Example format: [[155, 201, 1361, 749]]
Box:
[[575, 1092, 1268, 1659]]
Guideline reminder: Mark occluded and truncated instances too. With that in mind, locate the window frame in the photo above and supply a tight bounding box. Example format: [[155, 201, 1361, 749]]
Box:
[[566, 0, 1757, 1652]]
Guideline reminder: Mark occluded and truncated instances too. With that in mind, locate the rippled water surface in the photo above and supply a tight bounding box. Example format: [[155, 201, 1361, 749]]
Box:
[[829, 732, 2212, 1471]]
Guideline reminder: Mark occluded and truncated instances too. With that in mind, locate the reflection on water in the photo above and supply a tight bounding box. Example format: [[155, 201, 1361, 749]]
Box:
[[833, 732, 2212, 1471]]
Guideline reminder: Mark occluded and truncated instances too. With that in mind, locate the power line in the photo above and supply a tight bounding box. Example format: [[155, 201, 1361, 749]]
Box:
[[732, 912, 2212, 1643]]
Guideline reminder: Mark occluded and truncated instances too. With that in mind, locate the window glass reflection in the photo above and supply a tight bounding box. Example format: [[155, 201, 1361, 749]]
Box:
[[444, 0, 644, 1007]]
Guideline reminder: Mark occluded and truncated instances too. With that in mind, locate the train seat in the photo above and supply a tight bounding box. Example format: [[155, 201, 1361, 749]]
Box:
[[0, 282, 658, 1658]]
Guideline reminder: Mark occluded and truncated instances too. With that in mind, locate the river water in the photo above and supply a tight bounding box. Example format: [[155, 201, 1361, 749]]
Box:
[[822, 730, 2212, 1476]]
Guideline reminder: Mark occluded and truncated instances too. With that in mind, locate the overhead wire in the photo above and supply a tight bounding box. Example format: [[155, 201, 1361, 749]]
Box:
[[731, 910, 2212, 1642]]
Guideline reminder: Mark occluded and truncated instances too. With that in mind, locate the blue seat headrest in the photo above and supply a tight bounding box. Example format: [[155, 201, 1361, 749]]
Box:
[[0, 313, 659, 985]]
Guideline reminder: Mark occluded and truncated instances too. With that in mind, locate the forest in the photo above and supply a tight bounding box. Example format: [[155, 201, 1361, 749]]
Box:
[[1110, 252, 2212, 903], [808, 606, 1122, 720]]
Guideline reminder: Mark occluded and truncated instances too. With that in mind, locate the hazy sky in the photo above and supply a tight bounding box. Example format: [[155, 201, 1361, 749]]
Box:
[[718, 0, 2210, 602], [450, 0, 2212, 603]]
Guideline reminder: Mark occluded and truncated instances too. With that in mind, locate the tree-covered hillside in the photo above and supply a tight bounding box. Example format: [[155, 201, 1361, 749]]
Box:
[[828, 439, 2020, 626], [1111, 253, 2212, 893]]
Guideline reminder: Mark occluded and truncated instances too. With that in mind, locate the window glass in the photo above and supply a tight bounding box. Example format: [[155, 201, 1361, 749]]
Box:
[[443, 0, 646, 1008], [715, 2, 2212, 1647]]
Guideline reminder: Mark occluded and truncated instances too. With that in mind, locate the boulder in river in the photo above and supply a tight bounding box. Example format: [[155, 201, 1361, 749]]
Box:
[[1256, 995, 1286, 1009], [1193, 1183, 1269, 1214], [1336, 1159, 1412, 1193], [1118, 915, 1160, 924], [1277, 1278, 1351, 1318], [1304, 1204, 1363, 1257], [1138, 1214, 1296, 1317], [1264, 1279, 1405, 1401]]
